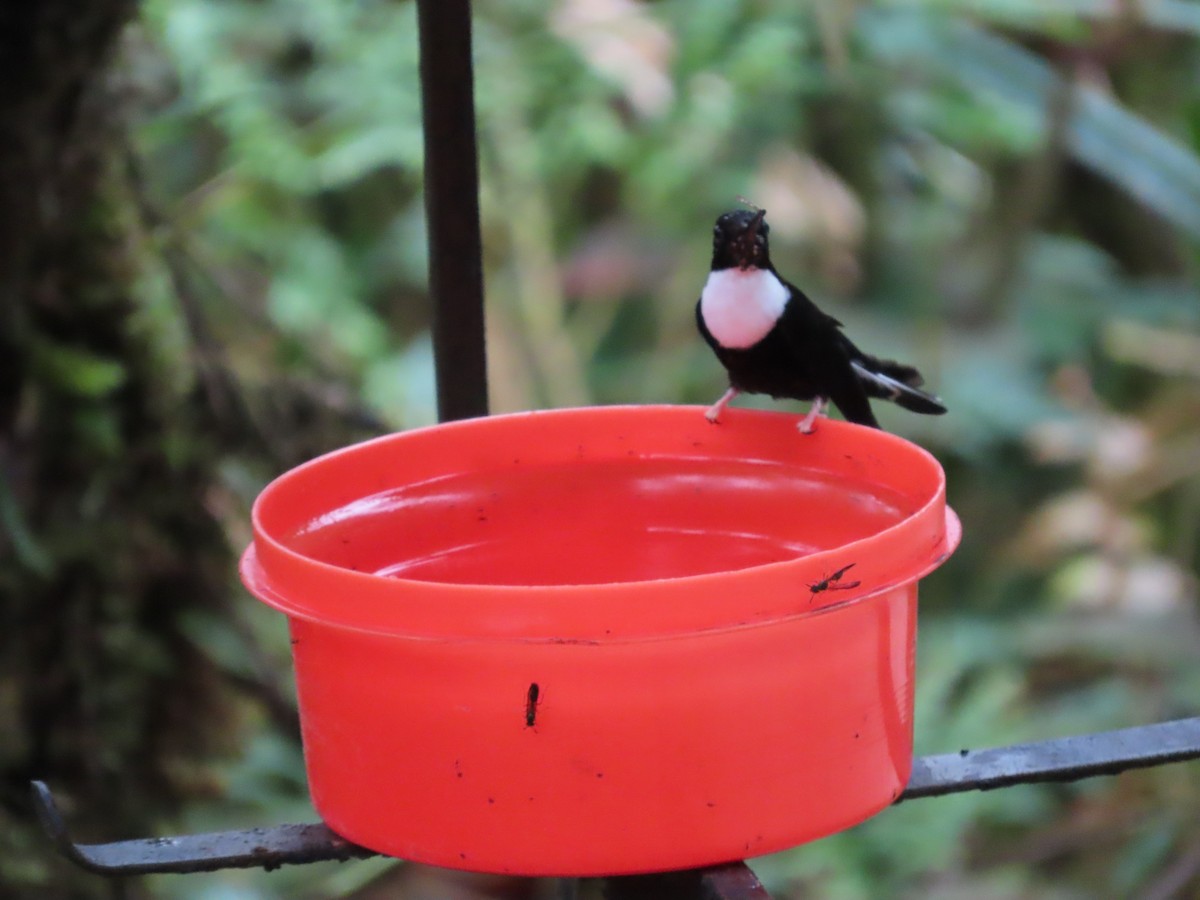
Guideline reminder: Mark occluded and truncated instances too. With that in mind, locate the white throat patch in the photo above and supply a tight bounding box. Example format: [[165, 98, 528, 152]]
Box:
[[700, 268, 789, 349]]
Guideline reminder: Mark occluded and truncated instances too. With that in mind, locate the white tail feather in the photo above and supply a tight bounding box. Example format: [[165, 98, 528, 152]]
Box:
[[851, 360, 946, 414], [851, 360, 904, 399]]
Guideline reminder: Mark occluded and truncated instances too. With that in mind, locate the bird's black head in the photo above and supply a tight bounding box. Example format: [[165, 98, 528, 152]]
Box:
[[711, 209, 771, 272]]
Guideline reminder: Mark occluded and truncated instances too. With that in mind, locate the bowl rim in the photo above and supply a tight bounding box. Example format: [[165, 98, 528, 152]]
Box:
[[242, 405, 959, 640]]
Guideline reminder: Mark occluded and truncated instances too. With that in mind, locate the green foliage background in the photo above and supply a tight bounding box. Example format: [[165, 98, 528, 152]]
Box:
[[78, 0, 1200, 895]]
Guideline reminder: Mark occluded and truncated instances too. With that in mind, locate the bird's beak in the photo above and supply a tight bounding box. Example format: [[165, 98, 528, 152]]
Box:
[[748, 209, 765, 239], [737, 210, 766, 270]]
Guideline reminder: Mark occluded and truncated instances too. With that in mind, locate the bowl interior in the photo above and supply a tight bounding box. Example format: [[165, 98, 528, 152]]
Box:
[[286, 446, 918, 588]]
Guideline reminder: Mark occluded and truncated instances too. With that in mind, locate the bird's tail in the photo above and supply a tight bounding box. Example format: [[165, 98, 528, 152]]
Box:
[[851, 357, 947, 416]]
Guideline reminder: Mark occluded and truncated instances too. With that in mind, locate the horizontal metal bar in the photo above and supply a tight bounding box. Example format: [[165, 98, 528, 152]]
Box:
[[30, 781, 374, 875], [901, 716, 1200, 800], [32, 718, 1200, 877]]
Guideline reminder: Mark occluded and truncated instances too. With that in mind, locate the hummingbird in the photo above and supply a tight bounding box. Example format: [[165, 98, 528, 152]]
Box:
[[696, 208, 946, 432]]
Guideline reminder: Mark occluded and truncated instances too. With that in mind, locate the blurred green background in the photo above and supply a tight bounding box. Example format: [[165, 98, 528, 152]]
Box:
[[6, 0, 1200, 897]]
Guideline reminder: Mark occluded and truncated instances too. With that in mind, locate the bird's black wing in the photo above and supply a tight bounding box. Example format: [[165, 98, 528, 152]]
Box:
[[775, 281, 879, 428]]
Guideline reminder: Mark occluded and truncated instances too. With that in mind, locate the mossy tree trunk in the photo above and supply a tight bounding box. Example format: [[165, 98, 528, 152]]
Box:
[[1, 5, 249, 894]]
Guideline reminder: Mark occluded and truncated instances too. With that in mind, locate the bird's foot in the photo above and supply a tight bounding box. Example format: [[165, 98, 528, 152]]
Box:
[[705, 388, 739, 425], [796, 398, 827, 434]]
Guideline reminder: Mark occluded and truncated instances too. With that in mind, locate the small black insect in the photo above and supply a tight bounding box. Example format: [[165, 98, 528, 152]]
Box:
[[524, 682, 540, 728], [808, 563, 861, 597]]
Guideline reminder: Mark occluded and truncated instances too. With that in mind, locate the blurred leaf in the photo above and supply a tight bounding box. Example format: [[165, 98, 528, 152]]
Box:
[[938, 330, 1070, 451], [314, 125, 422, 188], [267, 228, 389, 365], [864, 11, 1200, 236], [1112, 819, 1179, 896], [31, 339, 127, 398], [1139, 0, 1200, 34], [951, 22, 1200, 235], [362, 336, 438, 428], [0, 475, 53, 576]]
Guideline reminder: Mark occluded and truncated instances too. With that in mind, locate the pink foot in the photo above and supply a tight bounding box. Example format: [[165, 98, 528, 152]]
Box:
[[706, 387, 739, 424], [797, 398, 826, 434]]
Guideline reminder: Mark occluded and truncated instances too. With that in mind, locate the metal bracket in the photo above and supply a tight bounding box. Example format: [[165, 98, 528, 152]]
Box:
[[32, 718, 1200, 878], [603, 861, 771, 899]]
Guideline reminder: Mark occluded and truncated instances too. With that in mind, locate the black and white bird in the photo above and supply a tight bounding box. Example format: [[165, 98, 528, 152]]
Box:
[[696, 208, 946, 432]]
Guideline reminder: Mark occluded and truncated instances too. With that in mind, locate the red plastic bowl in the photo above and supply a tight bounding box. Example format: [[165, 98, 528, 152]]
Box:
[[240, 406, 959, 876]]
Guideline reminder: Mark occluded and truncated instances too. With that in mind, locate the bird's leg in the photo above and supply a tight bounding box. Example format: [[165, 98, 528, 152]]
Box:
[[705, 387, 739, 423], [797, 397, 826, 434]]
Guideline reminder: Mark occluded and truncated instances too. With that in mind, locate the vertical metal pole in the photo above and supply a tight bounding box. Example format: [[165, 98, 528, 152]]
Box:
[[416, 0, 489, 422]]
